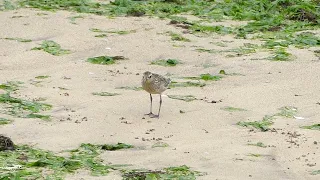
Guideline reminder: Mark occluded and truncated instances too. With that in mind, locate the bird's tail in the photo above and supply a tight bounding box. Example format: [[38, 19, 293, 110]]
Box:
[[166, 78, 171, 87]]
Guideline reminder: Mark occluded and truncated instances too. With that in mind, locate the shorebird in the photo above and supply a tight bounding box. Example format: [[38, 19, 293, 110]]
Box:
[[142, 71, 171, 118]]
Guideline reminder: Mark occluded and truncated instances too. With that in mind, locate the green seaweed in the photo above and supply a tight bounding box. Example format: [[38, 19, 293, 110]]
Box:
[[122, 165, 201, 180], [36, 12, 48, 16], [0, 93, 52, 120], [107, 30, 136, 35], [152, 142, 169, 148], [0, 81, 51, 120], [167, 95, 197, 102], [90, 28, 136, 35], [151, 59, 180, 67], [116, 86, 143, 91], [237, 115, 274, 132], [95, 34, 108, 38], [0, 81, 23, 92], [19, 0, 109, 14], [3, 37, 32, 42], [35, 75, 50, 79], [172, 44, 186, 48], [221, 106, 247, 112], [184, 74, 222, 81], [311, 170, 320, 175], [218, 70, 244, 76], [263, 32, 320, 49], [70, 143, 132, 175], [70, 143, 131, 176], [162, 165, 201, 179], [101, 143, 133, 151], [0, 143, 132, 179], [11, 15, 24, 18], [89, 28, 106, 33], [92, 92, 120, 96], [275, 106, 298, 118], [126, 4, 147, 17], [301, 124, 320, 131], [26, 113, 50, 120], [200, 74, 222, 81], [16, 0, 319, 55], [190, 24, 233, 35], [58, 87, 69, 90], [169, 81, 205, 88], [168, 15, 188, 24], [247, 153, 261, 157], [87, 56, 126, 65], [68, 15, 84, 24], [223, 43, 258, 58], [237, 106, 300, 131], [248, 142, 267, 148], [200, 63, 216, 69], [32, 40, 70, 56], [211, 41, 228, 47], [1, 0, 17, 10], [0, 117, 12, 125], [195, 48, 217, 53], [219, 70, 226, 75], [167, 31, 190, 42], [268, 48, 294, 61], [18, 0, 320, 32]]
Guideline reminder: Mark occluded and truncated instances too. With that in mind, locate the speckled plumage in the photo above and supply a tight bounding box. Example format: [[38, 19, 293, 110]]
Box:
[[142, 71, 171, 94], [142, 71, 171, 118], [0, 135, 14, 151]]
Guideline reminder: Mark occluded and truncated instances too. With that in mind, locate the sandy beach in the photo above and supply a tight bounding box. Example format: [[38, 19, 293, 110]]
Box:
[[0, 7, 319, 180]]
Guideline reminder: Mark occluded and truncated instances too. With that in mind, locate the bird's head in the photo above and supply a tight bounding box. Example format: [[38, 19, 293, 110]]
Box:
[[143, 71, 154, 83]]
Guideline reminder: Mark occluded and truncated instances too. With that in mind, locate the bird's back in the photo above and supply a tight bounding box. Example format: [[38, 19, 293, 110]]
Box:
[[142, 72, 170, 94]]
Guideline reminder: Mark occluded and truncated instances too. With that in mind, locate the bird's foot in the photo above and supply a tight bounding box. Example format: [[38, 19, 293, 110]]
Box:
[[144, 112, 154, 116], [144, 112, 159, 118], [150, 114, 159, 119]]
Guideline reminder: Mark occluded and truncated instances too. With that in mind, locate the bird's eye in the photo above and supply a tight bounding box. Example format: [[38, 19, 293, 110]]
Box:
[[148, 75, 152, 79]]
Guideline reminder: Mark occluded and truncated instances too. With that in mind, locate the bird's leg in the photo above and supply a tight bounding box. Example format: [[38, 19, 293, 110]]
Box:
[[145, 94, 154, 116], [150, 93, 153, 114], [151, 94, 162, 118]]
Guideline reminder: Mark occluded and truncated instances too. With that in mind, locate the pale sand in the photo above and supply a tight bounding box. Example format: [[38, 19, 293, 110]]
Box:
[[0, 9, 319, 180]]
